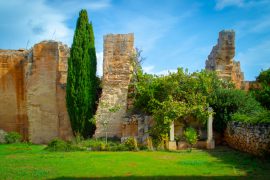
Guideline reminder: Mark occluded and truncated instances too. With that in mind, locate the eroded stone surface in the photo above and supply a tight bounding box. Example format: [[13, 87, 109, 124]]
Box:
[[0, 49, 29, 140], [225, 121, 270, 156], [205, 30, 244, 89], [0, 41, 73, 144], [94, 34, 134, 138]]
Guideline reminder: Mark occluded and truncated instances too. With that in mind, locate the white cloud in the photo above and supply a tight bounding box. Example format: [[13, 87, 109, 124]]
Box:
[[99, 7, 192, 53], [155, 69, 177, 76], [96, 52, 103, 77], [233, 15, 270, 39], [0, 0, 111, 49], [236, 40, 270, 80], [87, 0, 111, 10], [215, 0, 245, 10], [0, 0, 72, 49], [142, 65, 177, 76], [142, 65, 155, 74], [45, 0, 111, 13], [215, 0, 270, 10], [121, 15, 179, 52]]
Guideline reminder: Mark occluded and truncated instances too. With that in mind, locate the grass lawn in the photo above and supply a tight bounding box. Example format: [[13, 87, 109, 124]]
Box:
[[0, 144, 269, 180]]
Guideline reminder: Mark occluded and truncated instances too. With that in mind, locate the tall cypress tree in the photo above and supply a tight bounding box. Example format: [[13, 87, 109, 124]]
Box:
[[66, 9, 97, 137]]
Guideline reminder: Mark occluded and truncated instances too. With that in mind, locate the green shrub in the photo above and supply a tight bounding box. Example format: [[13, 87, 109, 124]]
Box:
[[74, 133, 84, 144], [184, 127, 198, 152], [250, 68, 270, 110], [210, 89, 263, 133], [78, 139, 130, 151], [108, 143, 129, 151], [138, 144, 148, 150], [233, 110, 270, 124], [5, 132, 22, 144], [123, 137, 138, 151], [45, 139, 81, 152], [79, 139, 109, 151]]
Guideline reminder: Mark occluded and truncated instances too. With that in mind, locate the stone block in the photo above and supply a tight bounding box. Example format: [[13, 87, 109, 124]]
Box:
[[206, 139, 215, 149], [178, 141, 188, 149], [168, 141, 177, 150]]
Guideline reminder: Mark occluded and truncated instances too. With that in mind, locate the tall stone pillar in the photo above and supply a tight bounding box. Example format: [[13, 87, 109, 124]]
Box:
[[168, 121, 177, 150], [27, 41, 73, 144], [94, 33, 134, 138], [169, 121, 175, 141], [207, 107, 215, 149], [205, 30, 244, 89]]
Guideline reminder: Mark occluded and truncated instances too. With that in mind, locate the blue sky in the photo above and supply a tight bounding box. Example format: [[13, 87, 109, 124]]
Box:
[[0, 0, 269, 80]]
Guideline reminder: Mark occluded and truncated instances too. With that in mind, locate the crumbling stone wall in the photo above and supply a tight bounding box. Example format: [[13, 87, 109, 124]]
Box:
[[94, 34, 134, 138], [0, 41, 73, 143], [0, 49, 29, 140], [205, 30, 244, 89], [225, 121, 270, 156]]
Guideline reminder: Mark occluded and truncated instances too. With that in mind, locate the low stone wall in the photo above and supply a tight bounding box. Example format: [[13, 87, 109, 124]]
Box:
[[225, 121, 270, 156]]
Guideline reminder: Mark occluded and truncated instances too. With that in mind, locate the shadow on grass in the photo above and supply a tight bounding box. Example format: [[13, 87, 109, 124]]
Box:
[[204, 146, 270, 179], [50, 176, 251, 180], [50, 146, 270, 180]]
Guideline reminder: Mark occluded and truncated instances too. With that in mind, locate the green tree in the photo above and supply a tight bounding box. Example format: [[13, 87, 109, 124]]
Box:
[[133, 69, 224, 145], [250, 68, 270, 110], [209, 88, 265, 133], [66, 9, 98, 137]]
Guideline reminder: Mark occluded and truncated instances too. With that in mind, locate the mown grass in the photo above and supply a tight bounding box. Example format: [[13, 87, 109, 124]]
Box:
[[0, 143, 269, 180]]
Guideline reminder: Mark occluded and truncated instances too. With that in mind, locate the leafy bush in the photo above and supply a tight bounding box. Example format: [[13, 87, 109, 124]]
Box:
[[184, 127, 198, 152], [108, 142, 129, 151], [209, 89, 264, 133], [5, 132, 22, 144], [233, 110, 270, 124], [78, 139, 130, 151], [123, 137, 138, 151], [74, 133, 84, 144], [250, 68, 270, 110], [45, 139, 82, 152], [80, 139, 108, 151]]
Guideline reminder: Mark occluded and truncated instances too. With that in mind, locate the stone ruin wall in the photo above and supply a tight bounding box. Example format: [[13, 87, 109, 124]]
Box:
[[0, 49, 29, 140], [225, 121, 270, 156], [94, 34, 134, 138], [205, 30, 244, 89], [0, 41, 73, 144]]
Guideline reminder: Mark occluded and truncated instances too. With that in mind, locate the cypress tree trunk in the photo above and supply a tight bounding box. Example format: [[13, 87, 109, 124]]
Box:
[[66, 9, 97, 138]]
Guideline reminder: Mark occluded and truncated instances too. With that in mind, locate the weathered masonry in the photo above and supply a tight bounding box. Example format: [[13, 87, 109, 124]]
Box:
[[94, 33, 134, 138], [225, 121, 270, 156], [0, 41, 73, 144], [205, 30, 244, 89]]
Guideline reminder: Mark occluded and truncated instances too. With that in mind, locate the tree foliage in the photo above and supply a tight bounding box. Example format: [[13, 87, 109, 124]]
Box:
[[66, 9, 98, 137], [133, 65, 268, 139], [133, 68, 230, 141], [209, 89, 265, 133], [250, 68, 270, 110]]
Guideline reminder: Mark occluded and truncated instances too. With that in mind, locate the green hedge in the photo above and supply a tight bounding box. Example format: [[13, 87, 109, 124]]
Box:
[[232, 110, 270, 124]]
